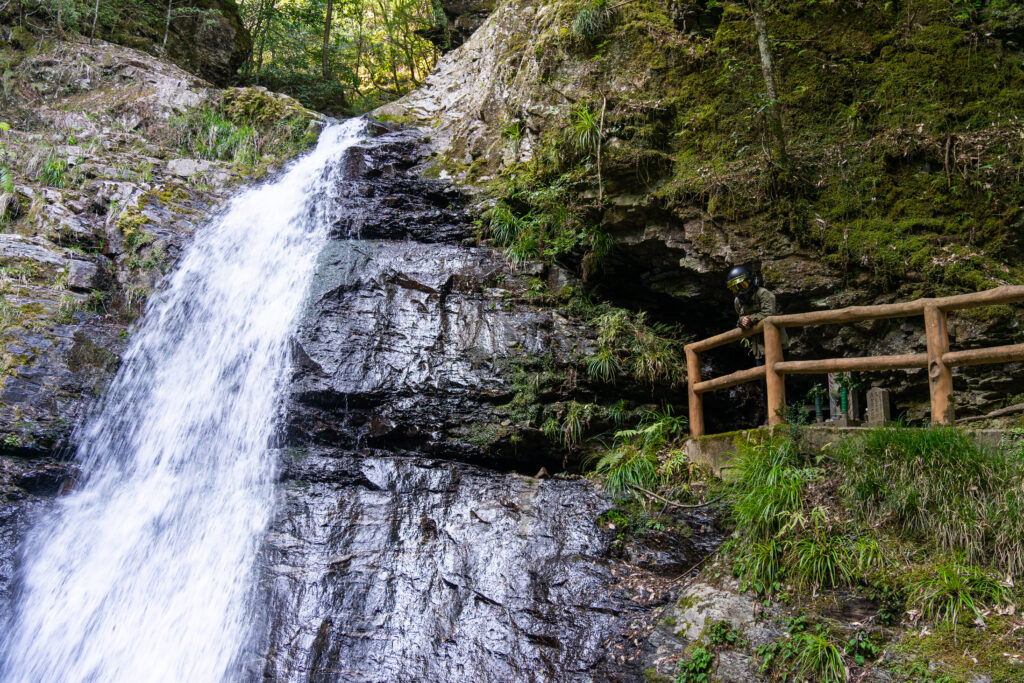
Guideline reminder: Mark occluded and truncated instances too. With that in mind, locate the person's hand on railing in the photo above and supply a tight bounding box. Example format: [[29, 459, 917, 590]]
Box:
[[740, 316, 753, 329]]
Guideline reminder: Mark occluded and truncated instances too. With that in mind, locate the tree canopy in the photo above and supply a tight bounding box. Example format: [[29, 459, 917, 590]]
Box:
[[238, 0, 441, 113]]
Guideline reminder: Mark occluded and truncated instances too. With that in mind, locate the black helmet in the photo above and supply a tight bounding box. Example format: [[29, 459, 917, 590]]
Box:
[[726, 265, 754, 296]]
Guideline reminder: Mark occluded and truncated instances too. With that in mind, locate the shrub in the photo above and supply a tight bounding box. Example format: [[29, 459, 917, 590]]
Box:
[[39, 156, 67, 187]]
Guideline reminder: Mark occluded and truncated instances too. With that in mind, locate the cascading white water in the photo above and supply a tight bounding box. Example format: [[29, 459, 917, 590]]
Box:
[[1, 118, 366, 682]]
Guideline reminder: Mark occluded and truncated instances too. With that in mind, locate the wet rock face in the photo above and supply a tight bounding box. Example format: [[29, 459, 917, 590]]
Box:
[[269, 129, 723, 681], [252, 452, 701, 682], [285, 130, 595, 471]]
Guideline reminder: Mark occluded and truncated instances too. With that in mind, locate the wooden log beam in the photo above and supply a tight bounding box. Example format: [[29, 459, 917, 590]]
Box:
[[934, 285, 1024, 312], [774, 354, 928, 374], [686, 347, 705, 438], [943, 343, 1024, 367], [685, 323, 762, 353], [769, 301, 928, 329], [924, 304, 954, 425], [694, 365, 766, 394], [764, 321, 786, 428]]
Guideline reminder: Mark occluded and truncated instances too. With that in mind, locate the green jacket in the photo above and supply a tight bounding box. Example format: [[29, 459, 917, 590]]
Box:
[[734, 287, 789, 359]]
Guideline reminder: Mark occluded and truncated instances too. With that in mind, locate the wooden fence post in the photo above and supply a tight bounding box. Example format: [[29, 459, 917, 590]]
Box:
[[686, 347, 704, 438], [764, 321, 786, 427], [924, 304, 954, 425]]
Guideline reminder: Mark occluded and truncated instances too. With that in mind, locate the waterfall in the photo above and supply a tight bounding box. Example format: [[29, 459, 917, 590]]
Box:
[[0, 118, 367, 682]]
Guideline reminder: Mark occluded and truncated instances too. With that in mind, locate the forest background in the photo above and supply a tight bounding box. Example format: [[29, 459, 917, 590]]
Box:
[[6, 0, 442, 112]]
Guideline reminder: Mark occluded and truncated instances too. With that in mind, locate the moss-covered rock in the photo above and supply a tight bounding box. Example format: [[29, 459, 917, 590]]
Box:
[[380, 0, 1024, 421]]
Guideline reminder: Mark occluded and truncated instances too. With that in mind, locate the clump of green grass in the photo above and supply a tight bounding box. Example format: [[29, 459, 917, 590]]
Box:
[[570, 0, 612, 45], [171, 109, 258, 167], [567, 103, 601, 155], [792, 630, 847, 682], [907, 561, 1010, 631], [840, 426, 1024, 576], [727, 438, 886, 594], [584, 308, 686, 388], [39, 155, 67, 187]]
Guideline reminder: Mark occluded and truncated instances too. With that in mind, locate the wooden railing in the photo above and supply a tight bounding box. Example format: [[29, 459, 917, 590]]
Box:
[[684, 285, 1024, 438]]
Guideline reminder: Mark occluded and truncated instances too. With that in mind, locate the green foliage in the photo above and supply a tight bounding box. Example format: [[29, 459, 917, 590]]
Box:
[[843, 631, 881, 668], [589, 443, 660, 499], [586, 405, 690, 501], [54, 295, 78, 324], [728, 438, 886, 594], [239, 0, 438, 113], [705, 620, 746, 650], [730, 438, 812, 539], [1, 166, 14, 194], [585, 308, 686, 387], [907, 561, 1010, 630], [169, 96, 314, 170], [757, 619, 848, 682], [570, 0, 612, 45], [613, 405, 687, 451], [481, 167, 594, 264], [543, 400, 598, 450], [39, 156, 67, 188], [789, 510, 855, 590], [674, 646, 714, 683], [840, 426, 1024, 575], [170, 109, 258, 167], [792, 630, 846, 682], [567, 104, 601, 155]]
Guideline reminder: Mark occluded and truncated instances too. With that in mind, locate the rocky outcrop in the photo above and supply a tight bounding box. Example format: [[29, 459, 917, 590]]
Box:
[[0, 0, 251, 86], [250, 452, 719, 681], [163, 0, 252, 86], [284, 128, 610, 471], [379, 0, 1024, 423]]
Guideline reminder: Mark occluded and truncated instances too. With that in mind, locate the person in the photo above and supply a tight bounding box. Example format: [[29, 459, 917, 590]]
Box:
[[726, 265, 788, 424]]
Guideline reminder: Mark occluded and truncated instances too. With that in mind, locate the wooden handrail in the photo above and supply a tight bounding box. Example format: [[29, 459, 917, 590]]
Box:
[[773, 354, 929, 375], [686, 285, 1024, 437], [694, 366, 766, 393]]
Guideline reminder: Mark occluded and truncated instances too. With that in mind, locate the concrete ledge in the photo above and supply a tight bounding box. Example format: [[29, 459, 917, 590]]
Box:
[[686, 426, 1023, 475]]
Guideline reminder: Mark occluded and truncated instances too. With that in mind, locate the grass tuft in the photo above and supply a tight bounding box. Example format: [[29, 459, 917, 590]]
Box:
[[840, 426, 1024, 575], [907, 561, 1010, 631]]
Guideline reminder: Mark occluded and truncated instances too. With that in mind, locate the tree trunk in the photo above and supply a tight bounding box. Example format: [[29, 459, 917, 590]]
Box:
[[163, 0, 173, 49], [322, 0, 334, 80], [255, 0, 276, 83], [56, 0, 63, 37], [90, 0, 100, 44], [749, 1, 787, 166]]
